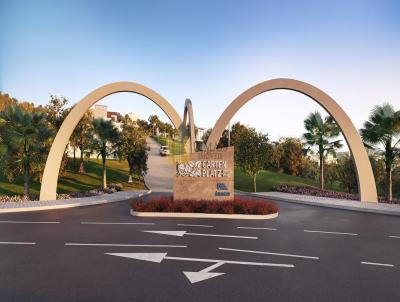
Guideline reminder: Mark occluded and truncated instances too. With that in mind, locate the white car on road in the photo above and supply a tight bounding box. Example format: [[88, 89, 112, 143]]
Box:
[[159, 145, 170, 156]]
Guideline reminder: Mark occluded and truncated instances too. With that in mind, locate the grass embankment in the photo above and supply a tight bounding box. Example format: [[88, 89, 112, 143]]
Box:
[[155, 136, 185, 155], [0, 158, 145, 196], [234, 168, 343, 192]]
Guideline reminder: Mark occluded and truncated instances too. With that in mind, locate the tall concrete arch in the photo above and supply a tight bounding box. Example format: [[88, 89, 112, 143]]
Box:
[[182, 98, 196, 153], [40, 81, 182, 201], [207, 78, 378, 203]]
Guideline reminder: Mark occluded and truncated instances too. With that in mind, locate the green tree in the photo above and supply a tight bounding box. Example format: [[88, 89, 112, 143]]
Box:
[[44, 95, 70, 130], [71, 111, 94, 173], [164, 122, 174, 138], [278, 137, 307, 176], [229, 122, 250, 147], [0, 92, 17, 111], [148, 114, 162, 136], [336, 154, 358, 193], [202, 128, 229, 149], [44, 95, 71, 176], [0, 118, 7, 170], [119, 116, 149, 182], [136, 119, 151, 133], [360, 103, 400, 202], [235, 128, 271, 192], [369, 155, 386, 197], [91, 118, 120, 189], [0, 105, 52, 196], [303, 111, 343, 190]]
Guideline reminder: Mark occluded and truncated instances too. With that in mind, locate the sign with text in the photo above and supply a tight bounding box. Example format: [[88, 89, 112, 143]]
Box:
[[173, 147, 234, 201]]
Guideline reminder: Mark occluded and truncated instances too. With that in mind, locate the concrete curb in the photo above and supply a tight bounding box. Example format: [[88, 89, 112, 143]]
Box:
[[130, 209, 278, 220], [252, 192, 400, 217], [0, 191, 150, 214]]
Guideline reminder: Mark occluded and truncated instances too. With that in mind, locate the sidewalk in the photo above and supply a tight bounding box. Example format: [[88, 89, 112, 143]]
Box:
[[0, 191, 148, 213], [254, 192, 400, 216]]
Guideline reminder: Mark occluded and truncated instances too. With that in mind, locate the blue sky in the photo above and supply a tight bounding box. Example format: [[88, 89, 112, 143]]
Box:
[[1, 0, 399, 146]]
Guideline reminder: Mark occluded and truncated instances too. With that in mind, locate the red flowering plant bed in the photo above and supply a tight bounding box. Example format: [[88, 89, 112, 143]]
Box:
[[131, 194, 278, 215]]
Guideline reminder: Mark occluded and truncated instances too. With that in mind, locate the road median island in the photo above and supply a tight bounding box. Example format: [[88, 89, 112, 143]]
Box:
[[130, 193, 278, 220]]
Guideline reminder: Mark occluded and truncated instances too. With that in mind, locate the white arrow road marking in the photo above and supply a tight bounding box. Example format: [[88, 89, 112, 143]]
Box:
[[107, 253, 167, 263], [144, 230, 186, 236], [183, 271, 225, 284], [361, 261, 395, 267], [143, 230, 257, 239], [237, 227, 277, 231], [388, 235, 400, 239], [106, 253, 294, 267], [81, 222, 155, 225], [304, 230, 358, 236], [106, 252, 294, 283], [183, 261, 225, 283], [183, 261, 226, 284], [219, 247, 319, 259], [0, 241, 36, 245], [65, 243, 187, 248]]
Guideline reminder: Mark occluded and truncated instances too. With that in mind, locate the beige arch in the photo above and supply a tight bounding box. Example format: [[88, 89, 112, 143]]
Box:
[[40, 81, 183, 201], [207, 78, 378, 203], [182, 98, 196, 153]]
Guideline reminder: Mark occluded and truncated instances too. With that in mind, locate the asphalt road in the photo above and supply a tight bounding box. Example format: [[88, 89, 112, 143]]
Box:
[[144, 137, 173, 192], [1, 196, 400, 302]]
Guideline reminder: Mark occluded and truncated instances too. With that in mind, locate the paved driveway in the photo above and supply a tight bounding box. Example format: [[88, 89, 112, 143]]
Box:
[[1, 196, 400, 302], [144, 137, 173, 192]]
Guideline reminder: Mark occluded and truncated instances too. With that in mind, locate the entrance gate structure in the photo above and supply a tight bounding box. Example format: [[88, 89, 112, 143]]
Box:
[[207, 78, 377, 202], [39, 78, 378, 203]]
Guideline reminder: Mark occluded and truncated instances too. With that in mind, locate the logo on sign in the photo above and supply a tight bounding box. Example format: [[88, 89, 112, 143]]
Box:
[[215, 182, 230, 196]]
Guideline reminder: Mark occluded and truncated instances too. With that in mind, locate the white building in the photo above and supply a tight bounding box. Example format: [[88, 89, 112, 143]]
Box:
[[67, 105, 141, 159]]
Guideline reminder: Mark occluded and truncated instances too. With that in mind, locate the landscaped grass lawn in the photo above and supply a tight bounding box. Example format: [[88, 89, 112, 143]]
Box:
[[155, 136, 186, 155], [234, 168, 343, 192], [0, 158, 145, 196]]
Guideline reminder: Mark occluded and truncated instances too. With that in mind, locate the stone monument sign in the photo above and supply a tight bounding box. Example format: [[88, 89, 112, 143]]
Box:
[[173, 147, 234, 201]]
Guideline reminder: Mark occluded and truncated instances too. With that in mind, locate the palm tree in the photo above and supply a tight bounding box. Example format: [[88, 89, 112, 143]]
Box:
[[360, 103, 400, 202], [0, 105, 52, 196], [91, 118, 120, 189], [303, 111, 343, 190]]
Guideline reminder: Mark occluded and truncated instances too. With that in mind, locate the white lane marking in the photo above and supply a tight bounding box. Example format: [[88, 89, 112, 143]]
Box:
[[0, 241, 36, 245], [0, 221, 60, 224], [304, 230, 358, 236], [361, 261, 394, 267], [177, 224, 214, 228], [237, 227, 277, 231], [143, 230, 257, 239], [219, 247, 319, 260], [106, 252, 295, 267], [388, 235, 400, 239], [188, 233, 258, 239], [65, 243, 187, 248], [81, 222, 155, 225]]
